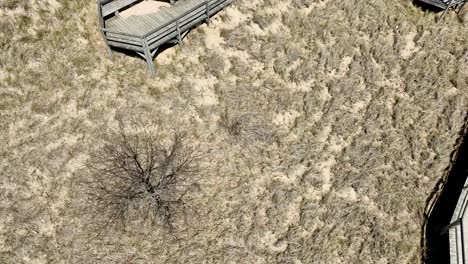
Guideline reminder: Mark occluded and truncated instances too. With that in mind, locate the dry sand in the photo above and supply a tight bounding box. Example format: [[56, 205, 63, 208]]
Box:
[[1, 0, 468, 263], [120, 1, 171, 18]]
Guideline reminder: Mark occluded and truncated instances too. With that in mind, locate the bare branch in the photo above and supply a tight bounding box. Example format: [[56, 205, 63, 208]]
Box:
[[83, 118, 202, 232]]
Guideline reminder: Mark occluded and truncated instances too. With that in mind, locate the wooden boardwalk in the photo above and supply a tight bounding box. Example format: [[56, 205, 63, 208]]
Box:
[[417, 0, 466, 18], [447, 177, 468, 264], [98, 0, 232, 75]]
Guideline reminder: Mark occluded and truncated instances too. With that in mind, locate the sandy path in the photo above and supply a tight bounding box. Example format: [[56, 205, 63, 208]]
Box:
[[120, 0, 171, 18]]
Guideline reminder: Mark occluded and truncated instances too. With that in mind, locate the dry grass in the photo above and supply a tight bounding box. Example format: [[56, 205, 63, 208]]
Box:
[[1, 0, 468, 263]]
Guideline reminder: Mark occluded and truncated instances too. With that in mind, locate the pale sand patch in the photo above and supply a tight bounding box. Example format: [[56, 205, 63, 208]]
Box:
[[319, 134, 350, 193], [192, 76, 219, 106], [336, 187, 358, 202], [445, 86, 459, 96], [318, 156, 335, 192], [400, 31, 420, 59], [284, 196, 303, 226], [274, 0, 291, 13], [303, 186, 322, 201], [293, 80, 314, 92], [260, 231, 289, 253], [304, 0, 332, 14], [258, 195, 302, 253], [196, 88, 218, 106], [120, 1, 170, 18], [271, 170, 300, 185], [327, 56, 352, 78], [272, 110, 300, 128], [316, 124, 332, 143], [337, 56, 352, 77], [156, 47, 176, 65], [377, 76, 404, 89], [4, 6, 27, 17], [265, 19, 285, 34], [292, 164, 308, 183], [204, 26, 224, 48], [349, 100, 367, 114]]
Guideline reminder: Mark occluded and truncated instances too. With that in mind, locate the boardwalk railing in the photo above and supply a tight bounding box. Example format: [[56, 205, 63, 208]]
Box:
[[417, 0, 467, 18], [97, 0, 232, 76], [443, 181, 468, 264]]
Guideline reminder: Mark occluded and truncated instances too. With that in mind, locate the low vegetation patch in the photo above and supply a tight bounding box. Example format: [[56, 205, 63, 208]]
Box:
[[84, 119, 202, 231]]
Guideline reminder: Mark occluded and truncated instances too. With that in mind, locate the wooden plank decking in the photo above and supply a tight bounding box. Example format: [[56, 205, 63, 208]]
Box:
[[98, 0, 232, 76], [418, 0, 451, 9], [106, 0, 207, 36], [417, 0, 466, 16], [448, 177, 468, 264]]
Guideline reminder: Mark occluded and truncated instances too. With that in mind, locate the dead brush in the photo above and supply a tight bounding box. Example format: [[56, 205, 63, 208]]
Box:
[[84, 119, 202, 231], [218, 110, 276, 145]]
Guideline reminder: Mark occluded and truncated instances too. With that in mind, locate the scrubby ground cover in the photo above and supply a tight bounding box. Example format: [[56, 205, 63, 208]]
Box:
[[1, 0, 468, 263]]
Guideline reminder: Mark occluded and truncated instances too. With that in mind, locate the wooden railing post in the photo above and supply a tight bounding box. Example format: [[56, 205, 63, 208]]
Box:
[[458, 1, 467, 13], [206, 2, 210, 25], [142, 39, 155, 76], [97, 1, 113, 57], [176, 20, 183, 46], [440, 0, 455, 19]]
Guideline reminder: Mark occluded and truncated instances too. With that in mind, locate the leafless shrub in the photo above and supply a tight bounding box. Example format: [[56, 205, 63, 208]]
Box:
[[84, 119, 201, 231], [219, 109, 275, 145]]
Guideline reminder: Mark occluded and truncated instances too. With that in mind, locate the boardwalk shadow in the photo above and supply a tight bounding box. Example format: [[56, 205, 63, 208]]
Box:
[[412, 0, 445, 12], [111, 40, 180, 71], [423, 130, 468, 263]]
